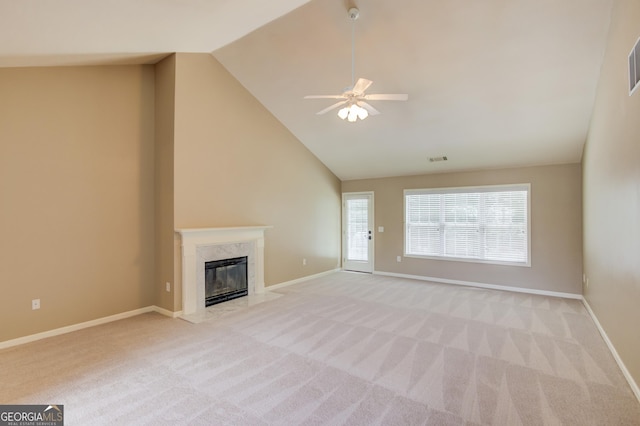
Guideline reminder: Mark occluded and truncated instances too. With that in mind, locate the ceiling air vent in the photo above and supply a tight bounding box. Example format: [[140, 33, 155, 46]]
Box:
[[429, 156, 448, 163], [629, 36, 640, 95]]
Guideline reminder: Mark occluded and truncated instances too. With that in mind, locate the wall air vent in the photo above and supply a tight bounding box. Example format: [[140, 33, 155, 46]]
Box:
[[429, 156, 448, 162], [629, 36, 640, 95]]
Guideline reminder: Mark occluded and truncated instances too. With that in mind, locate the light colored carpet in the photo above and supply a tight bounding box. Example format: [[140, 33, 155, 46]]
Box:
[[1, 272, 639, 425]]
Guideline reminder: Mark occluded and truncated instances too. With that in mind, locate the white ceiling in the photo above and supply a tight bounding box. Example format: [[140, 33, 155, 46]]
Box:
[[1, 0, 613, 181], [0, 0, 311, 66]]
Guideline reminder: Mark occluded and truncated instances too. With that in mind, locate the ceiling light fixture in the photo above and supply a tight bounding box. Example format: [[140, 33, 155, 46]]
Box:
[[339, 103, 369, 122], [303, 8, 408, 122]]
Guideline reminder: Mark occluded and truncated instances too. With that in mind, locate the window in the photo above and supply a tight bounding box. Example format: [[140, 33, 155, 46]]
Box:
[[630, 36, 640, 95], [404, 184, 530, 265]]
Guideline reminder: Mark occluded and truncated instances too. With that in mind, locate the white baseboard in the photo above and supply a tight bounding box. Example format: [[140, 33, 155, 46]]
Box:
[[0, 307, 158, 350], [581, 298, 640, 403], [374, 271, 583, 300], [152, 305, 183, 318], [265, 268, 341, 291], [0, 305, 186, 350]]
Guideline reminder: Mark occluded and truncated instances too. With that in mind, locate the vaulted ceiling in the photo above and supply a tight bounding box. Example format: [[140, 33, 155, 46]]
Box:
[[1, 0, 614, 180]]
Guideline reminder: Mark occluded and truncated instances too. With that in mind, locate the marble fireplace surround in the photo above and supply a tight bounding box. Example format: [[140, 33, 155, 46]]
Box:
[[177, 226, 272, 316]]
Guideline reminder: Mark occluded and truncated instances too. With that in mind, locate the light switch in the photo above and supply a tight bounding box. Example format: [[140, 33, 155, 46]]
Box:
[[378, 226, 384, 232]]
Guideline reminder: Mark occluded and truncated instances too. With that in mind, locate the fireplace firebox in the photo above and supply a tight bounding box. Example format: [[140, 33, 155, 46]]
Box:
[[204, 256, 248, 307]]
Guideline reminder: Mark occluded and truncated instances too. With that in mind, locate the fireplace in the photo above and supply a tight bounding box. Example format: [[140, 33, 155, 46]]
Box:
[[205, 256, 248, 306], [177, 226, 271, 317]]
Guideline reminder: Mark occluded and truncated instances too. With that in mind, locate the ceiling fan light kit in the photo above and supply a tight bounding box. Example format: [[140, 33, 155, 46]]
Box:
[[339, 103, 368, 122], [304, 7, 408, 122]]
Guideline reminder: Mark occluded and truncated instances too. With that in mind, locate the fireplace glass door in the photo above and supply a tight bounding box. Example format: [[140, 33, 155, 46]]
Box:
[[204, 256, 248, 306]]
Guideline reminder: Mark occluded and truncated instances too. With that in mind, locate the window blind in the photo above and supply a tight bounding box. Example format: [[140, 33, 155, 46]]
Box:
[[346, 198, 369, 261], [405, 184, 529, 264]]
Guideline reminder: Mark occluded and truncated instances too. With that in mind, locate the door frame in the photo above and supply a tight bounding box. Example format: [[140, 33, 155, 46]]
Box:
[[342, 191, 374, 273]]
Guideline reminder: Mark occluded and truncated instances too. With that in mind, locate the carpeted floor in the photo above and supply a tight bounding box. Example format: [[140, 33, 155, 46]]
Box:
[[1, 272, 639, 425]]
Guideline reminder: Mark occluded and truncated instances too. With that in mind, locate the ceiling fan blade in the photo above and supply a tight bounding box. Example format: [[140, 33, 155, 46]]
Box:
[[358, 101, 381, 116], [352, 78, 373, 95], [365, 93, 409, 101], [317, 100, 348, 115], [304, 95, 346, 99]]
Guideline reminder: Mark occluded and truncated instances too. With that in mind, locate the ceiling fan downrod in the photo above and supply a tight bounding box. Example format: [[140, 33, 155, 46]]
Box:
[[348, 8, 359, 89]]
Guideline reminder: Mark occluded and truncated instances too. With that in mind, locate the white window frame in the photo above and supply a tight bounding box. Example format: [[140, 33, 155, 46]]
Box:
[[404, 183, 531, 267]]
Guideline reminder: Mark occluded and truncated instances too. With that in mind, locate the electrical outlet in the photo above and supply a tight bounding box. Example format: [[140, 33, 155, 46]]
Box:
[[165, 282, 171, 292], [32, 299, 40, 310], [303, 258, 307, 266], [397, 256, 402, 262]]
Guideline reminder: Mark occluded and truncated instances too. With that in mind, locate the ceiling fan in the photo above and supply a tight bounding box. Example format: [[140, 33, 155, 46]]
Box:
[[304, 7, 408, 122]]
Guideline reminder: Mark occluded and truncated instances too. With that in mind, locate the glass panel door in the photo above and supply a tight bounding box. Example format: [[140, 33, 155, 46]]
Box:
[[343, 192, 374, 273]]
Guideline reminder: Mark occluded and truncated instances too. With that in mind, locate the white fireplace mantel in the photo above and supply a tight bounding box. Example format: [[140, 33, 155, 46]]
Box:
[[177, 226, 272, 316]]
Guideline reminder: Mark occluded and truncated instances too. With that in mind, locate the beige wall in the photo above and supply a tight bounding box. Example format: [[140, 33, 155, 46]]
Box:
[[0, 66, 156, 342], [0, 53, 341, 342], [583, 0, 640, 388], [154, 55, 177, 311], [172, 53, 341, 292], [343, 164, 583, 294]]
